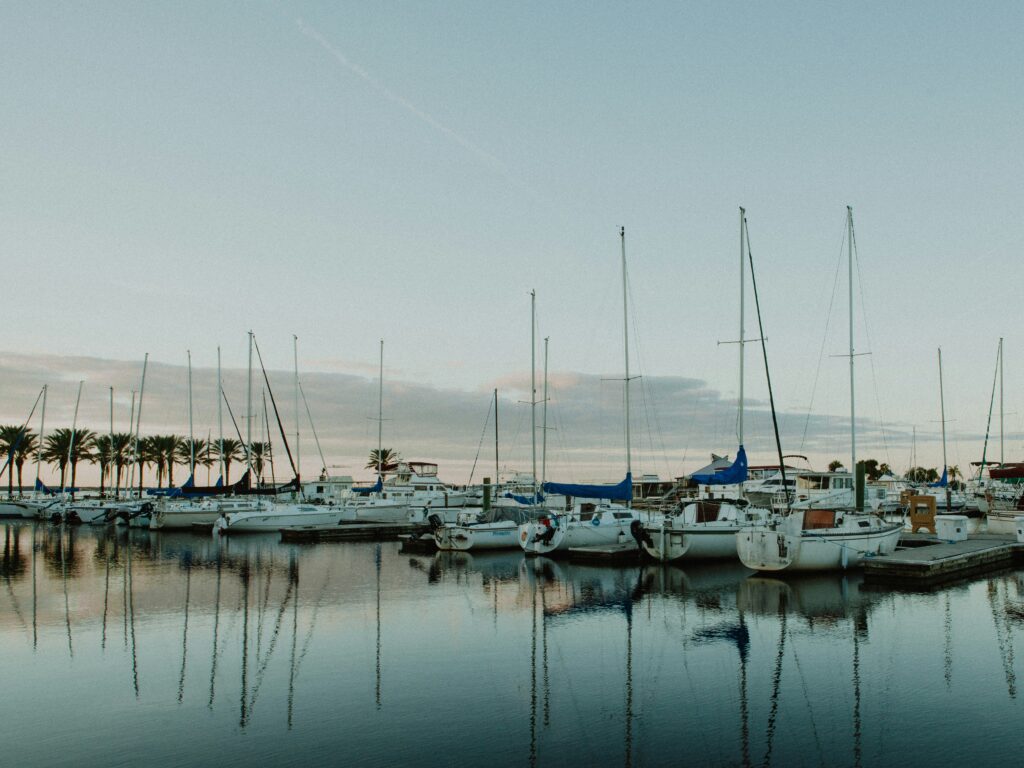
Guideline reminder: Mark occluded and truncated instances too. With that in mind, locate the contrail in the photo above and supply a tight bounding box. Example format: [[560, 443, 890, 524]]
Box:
[[295, 17, 545, 203]]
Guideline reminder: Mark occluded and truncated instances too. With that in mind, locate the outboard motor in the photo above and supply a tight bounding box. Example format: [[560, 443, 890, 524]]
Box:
[[427, 513, 444, 534], [534, 516, 558, 545], [49, 511, 63, 525], [630, 519, 653, 548]]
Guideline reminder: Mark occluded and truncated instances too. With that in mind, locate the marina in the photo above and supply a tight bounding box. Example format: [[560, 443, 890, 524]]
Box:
[[3, 518, 1024, 767]]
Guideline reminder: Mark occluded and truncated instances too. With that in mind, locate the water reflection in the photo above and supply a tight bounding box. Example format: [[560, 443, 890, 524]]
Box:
[[4, 521, 1024, 768]]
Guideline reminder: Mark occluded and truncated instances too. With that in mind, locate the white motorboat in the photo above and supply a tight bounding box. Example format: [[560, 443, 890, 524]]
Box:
[[217, 500, 346, 532]]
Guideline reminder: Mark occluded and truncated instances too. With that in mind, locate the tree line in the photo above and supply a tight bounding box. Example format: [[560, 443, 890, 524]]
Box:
[[0, 424, 274, 497]]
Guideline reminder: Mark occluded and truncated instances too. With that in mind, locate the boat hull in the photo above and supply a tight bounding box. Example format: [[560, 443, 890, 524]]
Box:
[[222, 505, 344, 532], [736, 520, 901, 572], [436, 521, 520, 551], [641, 524, 743, 561]]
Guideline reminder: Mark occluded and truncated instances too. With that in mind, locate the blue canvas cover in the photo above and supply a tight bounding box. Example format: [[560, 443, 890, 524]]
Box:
[[542, 473, 632, 501], [35, 478, 54, 495], [505, 492, 544, 505], [353, 476, 383, 494], [928, 467, 948, 488], [691, 446, 748, 485]]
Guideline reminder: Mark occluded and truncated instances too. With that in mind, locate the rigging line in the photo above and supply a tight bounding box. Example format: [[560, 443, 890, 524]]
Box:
[[786, 630, 827, 768], [800, 225, 846, 452], [467, 394, 494, 487], [746, 221, 792, 510], [851, 223, 893, 468], [298, 382, 328, 474], [251, 337, 298, 478], [762, 610, 787, 768]]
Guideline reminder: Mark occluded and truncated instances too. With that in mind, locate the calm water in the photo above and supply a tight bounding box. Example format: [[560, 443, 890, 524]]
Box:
[[2, 521, 1023, 767]]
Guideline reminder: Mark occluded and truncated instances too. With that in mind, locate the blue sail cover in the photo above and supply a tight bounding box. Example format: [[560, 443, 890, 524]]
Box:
[[928, 467, 948, 488], [35, 478, 54, 495], [542, 473, 632, 501], [353, 476, 383, 494], [147, 474, 195, 498], [691, 446, 748, 485], [505, 492, 544, 505]]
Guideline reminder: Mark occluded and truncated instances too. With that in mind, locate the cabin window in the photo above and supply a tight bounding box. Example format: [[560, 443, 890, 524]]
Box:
[[695, 502, 721, 524], [858, 520, 871, 528], [613, 512, 633, 520], [803, 509, 836, 529], [317, 486, 324, 493]]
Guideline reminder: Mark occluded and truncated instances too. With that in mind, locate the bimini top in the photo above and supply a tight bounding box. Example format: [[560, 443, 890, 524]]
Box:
[[691, 445, 748, 486], [542, 473, 632, 501]]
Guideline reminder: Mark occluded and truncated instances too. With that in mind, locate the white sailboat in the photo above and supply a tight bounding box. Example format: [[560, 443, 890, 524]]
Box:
[[736, 207, 901, 572], [519, 228, 641, 555], [641, 208, 771, 562]]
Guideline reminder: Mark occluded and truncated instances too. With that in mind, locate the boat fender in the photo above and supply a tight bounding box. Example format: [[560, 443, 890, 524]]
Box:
[[591, 516, 600, 526]]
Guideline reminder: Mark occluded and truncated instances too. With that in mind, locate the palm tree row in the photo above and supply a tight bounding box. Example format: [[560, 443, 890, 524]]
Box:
[[0, 424, 276, 494]]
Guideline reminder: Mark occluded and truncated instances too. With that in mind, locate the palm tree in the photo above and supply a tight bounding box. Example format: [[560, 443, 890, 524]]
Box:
[[827, 459, 844, 473], [13, 431, 37, 497], [366, 448, 400, 473], [93, 434, 114, 496], [0, 425, 30, 497], [41, 428, 96, 491], [878, 463, 892, 477], [156, 434, 184, 488], [175, 438, 211, 481], [249, 441, 272, 483], [217, 438, 246, 484], [111, 432, 133, 492], [136, 435, 163, 492], [948, 464, 962, 490]]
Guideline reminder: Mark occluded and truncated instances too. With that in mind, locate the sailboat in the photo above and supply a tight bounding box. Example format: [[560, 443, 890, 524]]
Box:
[[519, 229, 641, 556], [640, 209, 771, 562], [736, 207, 902, 572], [436, 299, 546, 551]]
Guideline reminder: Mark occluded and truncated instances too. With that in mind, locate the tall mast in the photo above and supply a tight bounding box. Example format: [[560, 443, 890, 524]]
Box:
[[938, 347, 948, 473], [109, 386, 115, 496], [493, 388, 499, 488], [188, 350, 194, 477], [377, 339, 384, 474], [739, 207, 746, 446], [294, 335, 300, 484], [127, 354, 149, 496], [530, 290, 537, 500], [245, 332, 253, 480], [65, 381, 84, 497], [542, 336, 549, 486], [847, 206, 856, 482], [995, 339, 1003, 466], [34, 384, 46, 491], [127, 390, 136, 493], [217, 346, 225, 482], [621, 227, 632, 485]]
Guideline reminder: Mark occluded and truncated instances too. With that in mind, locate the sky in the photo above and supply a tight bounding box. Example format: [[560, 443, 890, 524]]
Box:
[[1, 2, 1021, 484]]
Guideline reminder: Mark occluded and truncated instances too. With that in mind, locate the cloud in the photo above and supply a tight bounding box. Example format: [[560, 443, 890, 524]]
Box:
[[0, 352, 987, 488]]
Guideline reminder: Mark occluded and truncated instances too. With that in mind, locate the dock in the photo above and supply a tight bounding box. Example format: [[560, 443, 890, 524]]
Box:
[[281, 522, 428, 543], [864, 533, 1024, 586], [566, 542, 642, 562]]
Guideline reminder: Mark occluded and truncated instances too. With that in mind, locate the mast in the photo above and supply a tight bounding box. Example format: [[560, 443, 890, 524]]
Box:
[[377, 339, 384, 476], [126, 391, 136, 494], [739, 207, 746, 446], [542, 336, 549, 486], [34, 384, 47, 492], [494, 388, 499, 489], [127, 354, 148, 496], [294, 335, 300, 487], [65, 381, 84, 497], [621, 227, 632, 487], [109, 387, 115, 496], [217, 347, 225, 483], [188, 350, 194, 477], [938, 347, 948, 509], [245, 332, 253, 481], [847, 207, 856, 486], [530, 290, 537, 500], [1000, 337, 1004, 466]]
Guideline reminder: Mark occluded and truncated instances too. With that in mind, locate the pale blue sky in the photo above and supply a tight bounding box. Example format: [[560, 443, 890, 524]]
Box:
[[2, 2, 1022, 475]]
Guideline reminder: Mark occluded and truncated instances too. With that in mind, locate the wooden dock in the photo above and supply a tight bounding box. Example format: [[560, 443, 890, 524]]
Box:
[[864, 533, 1023, 585], [281, 523, 428, 543], [566, 542, 642, 562]]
